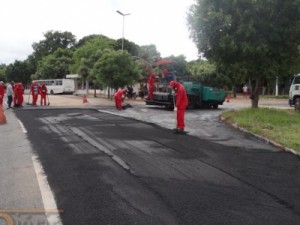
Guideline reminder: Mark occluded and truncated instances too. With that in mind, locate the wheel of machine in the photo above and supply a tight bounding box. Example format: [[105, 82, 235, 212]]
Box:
[[212, 104, 218, 109], [295, 98, 300, 112]]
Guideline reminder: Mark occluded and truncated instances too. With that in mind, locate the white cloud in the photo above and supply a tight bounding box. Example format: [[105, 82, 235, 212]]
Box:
[[0, 0, 198, 64]]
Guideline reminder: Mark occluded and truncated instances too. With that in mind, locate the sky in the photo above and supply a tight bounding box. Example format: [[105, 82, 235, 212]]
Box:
[[0, 0, 199, 65]]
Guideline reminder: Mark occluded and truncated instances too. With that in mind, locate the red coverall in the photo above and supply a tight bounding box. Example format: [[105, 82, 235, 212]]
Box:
[[30, 82, 39, 106], [0, 83, 4, 106], [162, 68, 169, 76], [13, 84, 19, 107], [147, 74, 155, 100], [14, 83, 24, 107], [114, 89, 126, 110], [40, 84, 48, 105], [169, 81, 189, 130]]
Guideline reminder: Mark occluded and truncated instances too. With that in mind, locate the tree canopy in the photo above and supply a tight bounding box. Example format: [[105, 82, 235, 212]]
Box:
[[92, 50, 142, 90], [1, 29, 190, 92], [5, 60, 33, 84], [32, 30, 76, 60], [35, 48, 74, 79], [188, 0, 300, 107]]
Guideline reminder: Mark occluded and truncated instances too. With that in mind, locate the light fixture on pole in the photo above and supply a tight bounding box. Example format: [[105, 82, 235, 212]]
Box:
[[116, 10, 131, 51]]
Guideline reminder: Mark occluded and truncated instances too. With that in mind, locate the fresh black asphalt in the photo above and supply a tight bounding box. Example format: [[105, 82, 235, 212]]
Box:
[[14, 108, 300, 225]]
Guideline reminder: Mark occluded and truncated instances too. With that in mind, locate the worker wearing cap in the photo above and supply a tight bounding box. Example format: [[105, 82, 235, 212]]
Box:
[[169, 81, 189, 134], [114, 89, 127, 110]]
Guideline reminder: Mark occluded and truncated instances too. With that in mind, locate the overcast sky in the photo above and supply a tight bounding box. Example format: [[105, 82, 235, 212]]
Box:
[[0, 0, 198, 65]]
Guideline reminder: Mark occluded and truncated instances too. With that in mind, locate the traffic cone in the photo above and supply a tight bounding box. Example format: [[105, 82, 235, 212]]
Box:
[[82, 94, 88, 104], [0, 106, 7, 124], [226, 93, 230, 102]]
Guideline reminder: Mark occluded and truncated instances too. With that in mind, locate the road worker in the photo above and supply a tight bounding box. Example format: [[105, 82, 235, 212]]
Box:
[[14, 82, 24, 107], [40, 82, 48, 105], [30, 81, 39, 106], [0, 81, 4, 106], [169, 81, 189, 134], [114, 89, 127, 110], [147, 73, 155, 100]]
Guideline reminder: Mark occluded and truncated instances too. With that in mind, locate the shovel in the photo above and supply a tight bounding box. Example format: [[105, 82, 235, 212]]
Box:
[[47, 94, 50, 106]]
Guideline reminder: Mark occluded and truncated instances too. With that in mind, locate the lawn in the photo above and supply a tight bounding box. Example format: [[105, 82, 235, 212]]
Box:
[[222, 108, 300, 154]]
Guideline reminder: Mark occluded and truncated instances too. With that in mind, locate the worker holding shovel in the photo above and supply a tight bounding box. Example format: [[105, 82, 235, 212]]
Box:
[[169, 81, 188, 134], [30, 81, 39, 106], [40, 82, 48, 106], [114, 89, 127, 110]]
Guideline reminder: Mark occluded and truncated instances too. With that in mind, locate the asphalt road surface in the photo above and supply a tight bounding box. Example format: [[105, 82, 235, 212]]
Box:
[[14, 107, 300, 225]]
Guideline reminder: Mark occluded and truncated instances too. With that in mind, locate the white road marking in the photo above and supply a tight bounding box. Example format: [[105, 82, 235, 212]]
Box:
[[32, 155, 63, 225], [70, 126, 132, 172], [18, 119, 27, 134]]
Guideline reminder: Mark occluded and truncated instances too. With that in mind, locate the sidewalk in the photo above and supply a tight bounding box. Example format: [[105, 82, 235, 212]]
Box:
[[223, 94, 290, 109], [19, 93, 291, 109], [0, 108, 62, 224], [0, 109, 45, 209], [21, 93, 145, 108]]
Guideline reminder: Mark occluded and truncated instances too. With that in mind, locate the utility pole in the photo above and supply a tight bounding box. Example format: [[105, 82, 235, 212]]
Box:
[[116, 10, 131, 51]]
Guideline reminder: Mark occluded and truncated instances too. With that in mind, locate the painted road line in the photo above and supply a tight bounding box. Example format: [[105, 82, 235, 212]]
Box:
[[18, 119, 27, 134], [32, 155, 63, 225]]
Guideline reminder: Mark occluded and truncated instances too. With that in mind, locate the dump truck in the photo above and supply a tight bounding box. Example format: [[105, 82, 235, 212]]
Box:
[[289, 74, 300, 112], [145, 80, 226, 109]]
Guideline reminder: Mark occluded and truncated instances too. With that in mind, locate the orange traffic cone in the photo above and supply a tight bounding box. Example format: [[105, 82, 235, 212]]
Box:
[[83, 94, 88, 104], [226, 93, 230, 103], [0, 106, 7, 124]]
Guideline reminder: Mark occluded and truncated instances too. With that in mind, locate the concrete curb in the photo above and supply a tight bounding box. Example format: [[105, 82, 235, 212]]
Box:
[[219, 115, 300, 157]]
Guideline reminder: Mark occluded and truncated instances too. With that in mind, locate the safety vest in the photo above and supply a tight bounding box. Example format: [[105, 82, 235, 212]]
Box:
[[33, 84, 38, 94]]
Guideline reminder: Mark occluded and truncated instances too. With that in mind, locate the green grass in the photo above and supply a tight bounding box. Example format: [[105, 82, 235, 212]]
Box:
[[222, 108, 300, 154], [260, 95, 289, 99]]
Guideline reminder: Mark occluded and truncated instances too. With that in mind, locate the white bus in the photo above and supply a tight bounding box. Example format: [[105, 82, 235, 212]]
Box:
[[33, 79, 75, 94]]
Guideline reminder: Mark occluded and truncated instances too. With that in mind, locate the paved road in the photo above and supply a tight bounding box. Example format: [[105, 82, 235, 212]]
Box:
[[9, 107, 300, 225]]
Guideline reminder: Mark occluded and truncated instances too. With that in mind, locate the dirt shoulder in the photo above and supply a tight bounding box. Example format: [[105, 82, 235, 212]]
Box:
[[22, 93, 290, 109]]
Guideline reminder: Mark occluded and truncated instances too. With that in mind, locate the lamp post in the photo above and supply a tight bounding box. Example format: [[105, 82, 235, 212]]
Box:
[[116, 10, 131, 51]]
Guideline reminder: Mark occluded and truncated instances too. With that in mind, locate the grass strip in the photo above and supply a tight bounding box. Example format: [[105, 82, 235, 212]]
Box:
[[222, 108, 300, 153]]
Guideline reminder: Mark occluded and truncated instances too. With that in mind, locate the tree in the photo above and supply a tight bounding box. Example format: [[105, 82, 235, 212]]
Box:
[[92, 50, 142, 91], [71, 35, 116, 90], [5, 60, 33, 85], [0, 64, 6, 82], [29, 30, 76, 76], [32, 30, 76, 60], [138, 44, 161, 65], [75, 34, 102, 48], [188, 60, 220, 86], [164, 55, 189, 79], [36, 48, 74, 79], [188, 0, 300, 107], [115, 38, 140, 57]]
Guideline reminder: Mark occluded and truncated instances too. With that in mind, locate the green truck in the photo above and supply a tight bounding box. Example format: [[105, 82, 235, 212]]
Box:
[[145, 81, 226, 109]]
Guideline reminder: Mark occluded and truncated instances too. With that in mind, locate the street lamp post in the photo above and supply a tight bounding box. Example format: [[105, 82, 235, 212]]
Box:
[[116, 10, 131, 51]]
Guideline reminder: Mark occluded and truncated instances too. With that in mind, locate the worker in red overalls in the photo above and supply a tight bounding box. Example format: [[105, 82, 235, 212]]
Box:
[[30, 81, 39, 106], [114, 89, 127, 110], [169, 81, 189, 134], [147, 73, 155, 100], [13, 83, 19, 107], [162, 67, 169, 77], [18, 83, 24, 107], [14, 83, 24, 107], [40, 82, 48, 105], [0, 81, 4, 106]]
